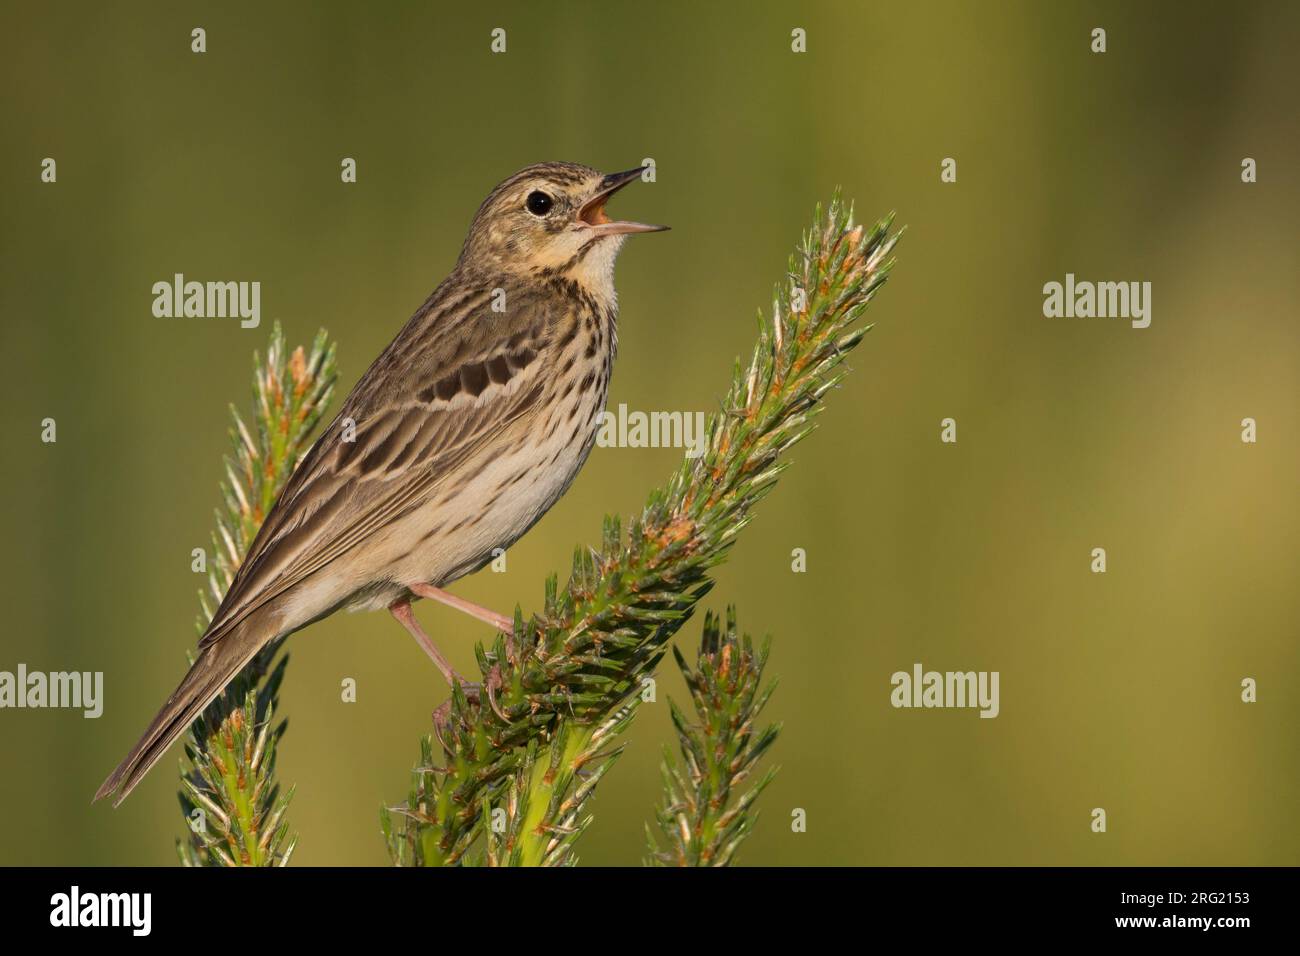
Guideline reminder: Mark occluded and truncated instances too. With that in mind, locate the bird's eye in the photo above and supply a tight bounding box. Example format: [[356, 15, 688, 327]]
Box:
[[525, 191, 554, 216]]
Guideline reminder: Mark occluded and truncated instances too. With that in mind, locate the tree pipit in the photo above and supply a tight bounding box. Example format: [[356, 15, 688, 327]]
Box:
[[96, 162, 666, 805]]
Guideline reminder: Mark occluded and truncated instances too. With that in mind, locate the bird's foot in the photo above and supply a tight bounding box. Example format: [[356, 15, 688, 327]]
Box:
[[389, 599, 462, 685]]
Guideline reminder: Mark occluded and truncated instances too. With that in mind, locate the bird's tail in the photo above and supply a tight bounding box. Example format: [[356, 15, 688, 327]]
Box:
[[93, 612, 278, 807]]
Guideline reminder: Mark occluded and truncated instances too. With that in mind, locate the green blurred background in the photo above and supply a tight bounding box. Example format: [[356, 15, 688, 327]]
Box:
[[2, 0, 1297, 866]]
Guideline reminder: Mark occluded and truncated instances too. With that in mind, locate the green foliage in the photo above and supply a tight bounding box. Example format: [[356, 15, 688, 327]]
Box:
[[480, 705, 638, 867], [176, 323, 337, 867], [385, 194, 901, 866], [647, 608, 780, 867]]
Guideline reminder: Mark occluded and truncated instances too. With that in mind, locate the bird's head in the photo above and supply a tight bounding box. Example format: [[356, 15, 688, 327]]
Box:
[[459, 162, 667, 286]]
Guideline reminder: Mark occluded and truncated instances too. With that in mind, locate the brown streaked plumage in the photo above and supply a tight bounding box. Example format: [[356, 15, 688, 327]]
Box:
[[95, 162, 666, 806]]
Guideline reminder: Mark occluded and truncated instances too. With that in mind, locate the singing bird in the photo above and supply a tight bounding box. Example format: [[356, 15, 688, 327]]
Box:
[[96, 162, 667, 805]]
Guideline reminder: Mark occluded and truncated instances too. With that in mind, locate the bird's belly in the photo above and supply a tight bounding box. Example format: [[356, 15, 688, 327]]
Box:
[[378, 383, 606, 603]]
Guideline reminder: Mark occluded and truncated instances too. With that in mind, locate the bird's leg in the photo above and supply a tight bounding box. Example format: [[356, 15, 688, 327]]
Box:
[[408, 583, 514, 633], [388, 599, 477, 696]]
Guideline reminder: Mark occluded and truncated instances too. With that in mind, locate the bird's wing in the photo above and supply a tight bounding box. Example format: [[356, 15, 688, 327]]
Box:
[[199, 291, 558, 651]]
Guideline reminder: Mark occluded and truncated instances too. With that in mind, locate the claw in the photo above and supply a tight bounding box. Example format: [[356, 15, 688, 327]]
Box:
[[484, 665, 509, 723]]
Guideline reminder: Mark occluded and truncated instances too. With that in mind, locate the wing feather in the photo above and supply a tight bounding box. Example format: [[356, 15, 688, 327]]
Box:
[[199, 290, 557, 650]]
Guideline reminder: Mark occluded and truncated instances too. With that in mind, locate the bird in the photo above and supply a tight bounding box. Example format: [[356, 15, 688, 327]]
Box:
[[95, 162, 667, 806]]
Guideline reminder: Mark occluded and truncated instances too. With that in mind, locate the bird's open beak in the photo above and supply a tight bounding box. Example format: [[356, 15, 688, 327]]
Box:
[[578, 167, 669, 236]]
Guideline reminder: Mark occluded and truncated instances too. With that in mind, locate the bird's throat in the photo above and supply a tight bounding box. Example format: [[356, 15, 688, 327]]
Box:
[[568, 235, 626, 310]]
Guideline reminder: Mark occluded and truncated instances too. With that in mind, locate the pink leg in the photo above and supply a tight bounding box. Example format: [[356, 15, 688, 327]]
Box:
[[389, 599, 464, 687], [409, 583, 513, 633]]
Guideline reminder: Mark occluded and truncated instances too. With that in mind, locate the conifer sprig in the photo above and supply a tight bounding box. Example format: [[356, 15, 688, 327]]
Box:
[[177, 323, 337, 867], [480, 704, 638, 867], [385, 194, 900, 866], [646, 608, 779, 867]]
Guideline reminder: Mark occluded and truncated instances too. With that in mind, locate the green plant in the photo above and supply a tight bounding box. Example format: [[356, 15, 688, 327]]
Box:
[[646, 608, 780, 867], [176, 324, 338, 867], [384, 194, 900, 866]]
